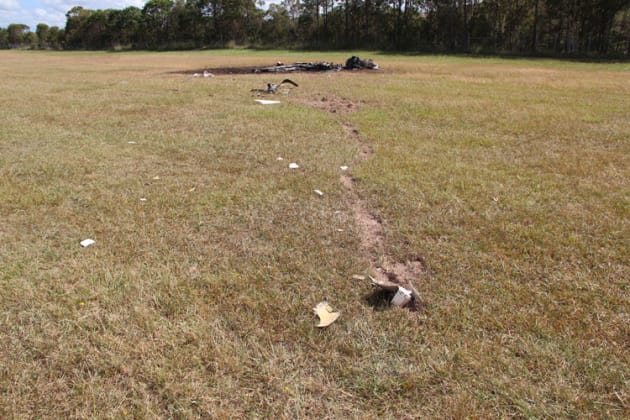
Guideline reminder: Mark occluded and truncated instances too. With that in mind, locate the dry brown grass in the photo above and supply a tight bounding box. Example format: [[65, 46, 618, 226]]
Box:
[[0, 50, 628, 418]]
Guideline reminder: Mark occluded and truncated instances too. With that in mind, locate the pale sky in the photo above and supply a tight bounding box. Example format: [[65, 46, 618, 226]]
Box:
[[0, 0, 145, 29], [0, 0, 278, 30]]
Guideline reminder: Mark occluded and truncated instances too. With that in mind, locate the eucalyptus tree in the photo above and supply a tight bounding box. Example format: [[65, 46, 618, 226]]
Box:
[[7, 24, 30, 48]]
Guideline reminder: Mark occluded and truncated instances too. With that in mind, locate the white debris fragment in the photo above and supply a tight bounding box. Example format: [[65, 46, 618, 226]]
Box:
[[276, 157, 284, 161], [314, 189, 324, 196], [340, 165, 349, 171], [127, 141, 137, 144], [80, 239, 95, 248], [288, 163, 300, 169], [391, 286, 413, 307], [140, 198, 147, 202], [152, 176, 160, 180], [203, 70, 214, 78], [255, 99, 281, 105]]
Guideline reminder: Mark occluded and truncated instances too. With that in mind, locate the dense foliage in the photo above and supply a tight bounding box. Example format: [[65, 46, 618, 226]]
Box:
[[1, 0, 629, 56]]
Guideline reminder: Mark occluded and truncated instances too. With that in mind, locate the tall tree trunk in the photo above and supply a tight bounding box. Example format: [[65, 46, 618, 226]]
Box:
[[463, 0, 469, 51], [494, 0, 500, 51], [345, 0, 349, 43], [531, 0, 538, 53], [364, 0, 370, 43]]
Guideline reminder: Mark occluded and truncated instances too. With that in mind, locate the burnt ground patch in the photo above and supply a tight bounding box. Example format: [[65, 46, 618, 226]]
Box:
[[172, 67, 380, 75], [172, 60, 381, 76]]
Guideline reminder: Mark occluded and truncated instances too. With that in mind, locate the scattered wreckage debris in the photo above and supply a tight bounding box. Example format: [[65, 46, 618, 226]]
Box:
[[363, 275, 422, 312], [255, 61, 342, 73], [255, 56, 378, 73], [367, 274, 422, 310], [181, 56, 379, 76], [251, 78, 299, 94], [188, 70, 215, 80], [313, 298, 340, 327]]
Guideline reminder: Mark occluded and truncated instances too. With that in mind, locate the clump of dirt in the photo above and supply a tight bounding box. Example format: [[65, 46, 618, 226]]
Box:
[[293, 95, 363, 114], [379, 259, 424, 286]]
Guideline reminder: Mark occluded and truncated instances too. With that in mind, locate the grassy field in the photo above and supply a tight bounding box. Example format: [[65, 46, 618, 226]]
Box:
[[0, 50, 628, 418]]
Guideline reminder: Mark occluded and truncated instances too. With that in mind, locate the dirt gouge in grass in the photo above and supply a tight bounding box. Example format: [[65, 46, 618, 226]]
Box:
[[313, 300, 340, 327]]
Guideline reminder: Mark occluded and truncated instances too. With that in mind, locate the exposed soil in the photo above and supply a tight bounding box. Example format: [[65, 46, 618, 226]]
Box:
[[341, 122, 373, 159], [338, 121, 424, 311], [292, 95, 364, 115]]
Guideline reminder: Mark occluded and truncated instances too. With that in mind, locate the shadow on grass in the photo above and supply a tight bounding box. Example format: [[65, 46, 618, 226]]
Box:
[[364, 289, 423, 312]]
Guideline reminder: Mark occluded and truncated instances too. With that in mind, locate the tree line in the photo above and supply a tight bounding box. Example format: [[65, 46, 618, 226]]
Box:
[[1, 0, 629, 56]]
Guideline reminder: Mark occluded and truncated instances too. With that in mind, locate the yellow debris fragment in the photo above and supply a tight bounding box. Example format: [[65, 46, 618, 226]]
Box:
[[313, 301, 340, 327]]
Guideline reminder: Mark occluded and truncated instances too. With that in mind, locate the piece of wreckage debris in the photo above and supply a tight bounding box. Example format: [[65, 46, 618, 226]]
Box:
[[251, 79, 299, 95], [190, 70, 215, 79], [368, 275, 422, 309], [344, 56, 379, 70], [255, 99, 281, 105], [313, 298, 340, 327]]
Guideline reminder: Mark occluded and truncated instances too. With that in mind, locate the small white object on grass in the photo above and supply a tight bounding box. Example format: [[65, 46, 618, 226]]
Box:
[[276, 157, 284, 161], [314, 189, 324, 196], [340, 165, 349, 171], [127, 141, 137, 144], [140, 198, 147, 202], [391, 286, 413, 307], [152, 176, 160, 180], [255, 99, 281, 105], [80, 239, 95, 247], [289, 163, 299, 169]]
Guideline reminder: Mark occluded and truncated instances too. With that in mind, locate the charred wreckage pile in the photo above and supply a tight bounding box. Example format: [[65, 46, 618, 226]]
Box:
[[254, 56, 379, 73]]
